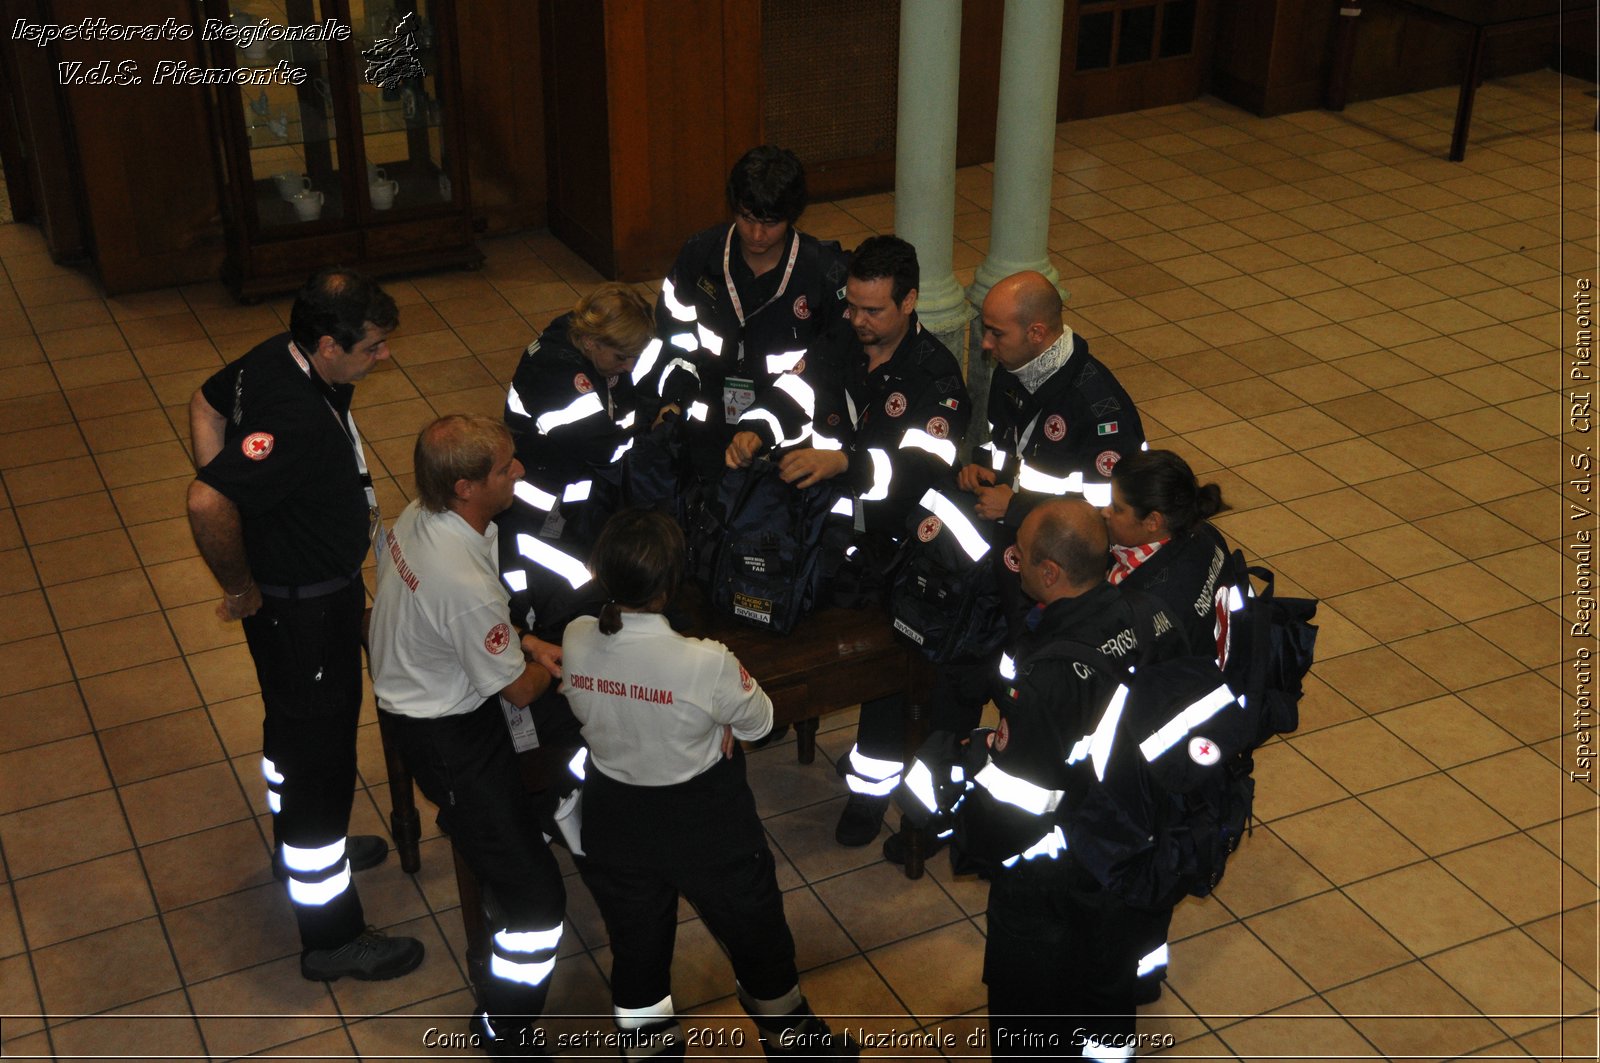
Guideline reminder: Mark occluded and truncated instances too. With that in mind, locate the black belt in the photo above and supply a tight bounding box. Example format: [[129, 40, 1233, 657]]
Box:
[[257, 572, 360, 600]]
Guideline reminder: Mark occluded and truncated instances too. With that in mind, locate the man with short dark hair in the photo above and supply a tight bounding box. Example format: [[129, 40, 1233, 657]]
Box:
[[652, 145, 849, 462], [728, 235, 973, 848], [371, 415, 568, 1056], [187, 268, 422, 982]]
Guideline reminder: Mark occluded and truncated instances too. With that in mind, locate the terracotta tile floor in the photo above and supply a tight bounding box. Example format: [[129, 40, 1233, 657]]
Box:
[[0, 69, 1595, 1060]]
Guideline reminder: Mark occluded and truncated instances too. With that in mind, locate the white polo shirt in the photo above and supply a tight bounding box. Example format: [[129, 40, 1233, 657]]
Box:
[[371, 500, 524, 719], [561, 612, 773, 786]]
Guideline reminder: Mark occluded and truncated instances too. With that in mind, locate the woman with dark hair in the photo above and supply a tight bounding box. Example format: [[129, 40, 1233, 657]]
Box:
[[1105, 448, 1234, 660], [560, 510, 853, 1059]]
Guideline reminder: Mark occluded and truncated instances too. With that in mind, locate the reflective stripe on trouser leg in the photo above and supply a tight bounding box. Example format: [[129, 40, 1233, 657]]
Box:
[[490, 921, 562, 989], [844, 744, 902, 796], [280, 837, 353, 907], [261, 756, 284, 815], [615, 994, 682, 1060], [1084, 1035, 1135, 1062]]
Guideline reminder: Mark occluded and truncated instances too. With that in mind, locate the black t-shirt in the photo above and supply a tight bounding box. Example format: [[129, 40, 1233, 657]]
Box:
[[197, 332, 371, 585]]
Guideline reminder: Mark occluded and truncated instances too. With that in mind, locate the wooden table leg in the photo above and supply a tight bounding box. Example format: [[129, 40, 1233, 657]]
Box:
[[794, 718, 819, 764], [1450, 24, 1487, 162], [454, 842, 492, 999], [900, 654, 934, 881], [377, 709, 422, 873]]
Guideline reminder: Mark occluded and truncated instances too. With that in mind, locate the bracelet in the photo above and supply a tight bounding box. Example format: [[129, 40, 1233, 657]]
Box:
[[226, 586, 253, 599]]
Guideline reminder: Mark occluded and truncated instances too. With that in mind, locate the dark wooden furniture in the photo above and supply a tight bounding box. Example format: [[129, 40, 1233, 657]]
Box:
[[1329, 0, 1594, 159], [203, 0, 480, 299]]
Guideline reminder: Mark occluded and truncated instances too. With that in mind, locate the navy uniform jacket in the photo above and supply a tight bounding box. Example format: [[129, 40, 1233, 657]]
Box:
[[653, 224, 848, 436], [503, 312, 640, 499], [978, 331, 1145, 528], [776, 314, 972, 539], [1120, 523, 1233, 662]]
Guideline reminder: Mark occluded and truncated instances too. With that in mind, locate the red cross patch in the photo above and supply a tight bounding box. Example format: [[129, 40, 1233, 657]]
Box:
[[1188, 735, 1221, 766], [739, 664, 754, 692], [793, 358, 806, 375], [917, 515, 942, 542], [884, 392, 907, 417], [1095, 449, 1121, 477], [926, 416, 949, 439], [1043, 414, 1066, 442], [573, 373, 594, 394], [792, 294, 811, 320], [484, 622, 512, 655], [241, 432, 274, 460], [994, 717, 1010, 752], [1003, 544, 1020, 572]]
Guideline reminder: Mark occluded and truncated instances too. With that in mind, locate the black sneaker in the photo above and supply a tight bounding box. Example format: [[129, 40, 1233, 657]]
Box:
[[834, 793, 889, 847], [882, 824, 947, 866], [301, 926, 424, 982], [273, 834, 389, 882]]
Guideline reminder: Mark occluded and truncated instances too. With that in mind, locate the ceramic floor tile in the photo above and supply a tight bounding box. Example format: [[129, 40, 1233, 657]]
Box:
[[187, 954, 342, 1059], [119, 761, 253, 846], [1376, 695, 1522, 770], [29, 528, 138, 586], [1168, 922, 1314, 1018], [0, 681, 91, 755], [810, 861, 966, 953], [866, 921, 988, 1024], [1323, 961, 1504, 1059], [1271, 796, 1427, 886], [1439, 834, 1597, 926], [141, 818, 273, 911], [0, 788, 131, 879], [43, 569, 160, 632], [1289, 718, 1436, 795], [1448, 748, 1565, 830], [1427, 929, 1595, 1037], [1326, 582, 1454, 644], [30, 916, 181, 1016], [1401, 562, 1531, 623], [98, 706, 225, 786], [1209, 827, 1333, 919], [1345, 860, 1513, 957], [161, 881, 300, 985], [1363, 774, 1518, 857], [0, 734, 110, 815], [13, 850, 155, 949]]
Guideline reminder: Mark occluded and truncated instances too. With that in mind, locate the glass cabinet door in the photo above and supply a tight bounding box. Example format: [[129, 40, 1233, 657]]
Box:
[[231, 0, 345, 229], [350, 0, 454, 214]]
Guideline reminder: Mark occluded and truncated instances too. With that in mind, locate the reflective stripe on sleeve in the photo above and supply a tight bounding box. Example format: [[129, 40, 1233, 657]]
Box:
[[1065, 683, 1130, 782], [917, 488, 990, 561], [973, 761, 1063, 816], [632, 338, 662, 385], [516, 534, 592, 590], [535, 392, 604, 435], [1001, 825, 1067, 867], [659, 277, 696, 322], [514, 481, 557, 511], [900, 428, 958, 465], [506, 385, 529, 418], [1138, 684, 1237, 762], [860, 448, 893, 501]]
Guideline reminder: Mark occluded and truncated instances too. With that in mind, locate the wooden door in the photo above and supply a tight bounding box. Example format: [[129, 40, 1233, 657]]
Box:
[[1058, 0, 1217, 120]]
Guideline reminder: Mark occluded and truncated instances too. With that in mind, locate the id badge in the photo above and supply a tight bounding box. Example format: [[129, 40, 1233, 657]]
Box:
[[723, 376, 756, 423], [500, 696, 541, 753]]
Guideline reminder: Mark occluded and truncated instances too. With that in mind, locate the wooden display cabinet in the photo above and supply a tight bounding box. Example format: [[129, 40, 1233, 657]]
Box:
[[205, 0, 480, 300]]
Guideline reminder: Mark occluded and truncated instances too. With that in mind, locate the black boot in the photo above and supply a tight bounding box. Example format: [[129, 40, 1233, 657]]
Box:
[[743, 991, 857, 1059]]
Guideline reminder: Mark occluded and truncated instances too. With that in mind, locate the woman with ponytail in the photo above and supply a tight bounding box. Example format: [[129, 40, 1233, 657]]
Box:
[[560, 509, 853, 1059], [1104, 449, 1234, 660]]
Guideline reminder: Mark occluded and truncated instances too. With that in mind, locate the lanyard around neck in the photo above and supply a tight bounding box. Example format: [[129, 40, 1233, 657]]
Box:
[[288, 341, 380, 532], [723, 225, 800, 327]]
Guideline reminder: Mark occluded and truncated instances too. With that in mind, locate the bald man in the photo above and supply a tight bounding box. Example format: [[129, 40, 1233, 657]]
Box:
[[959, 271, 1144, 529], [932, 498, 1175, 1058]]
